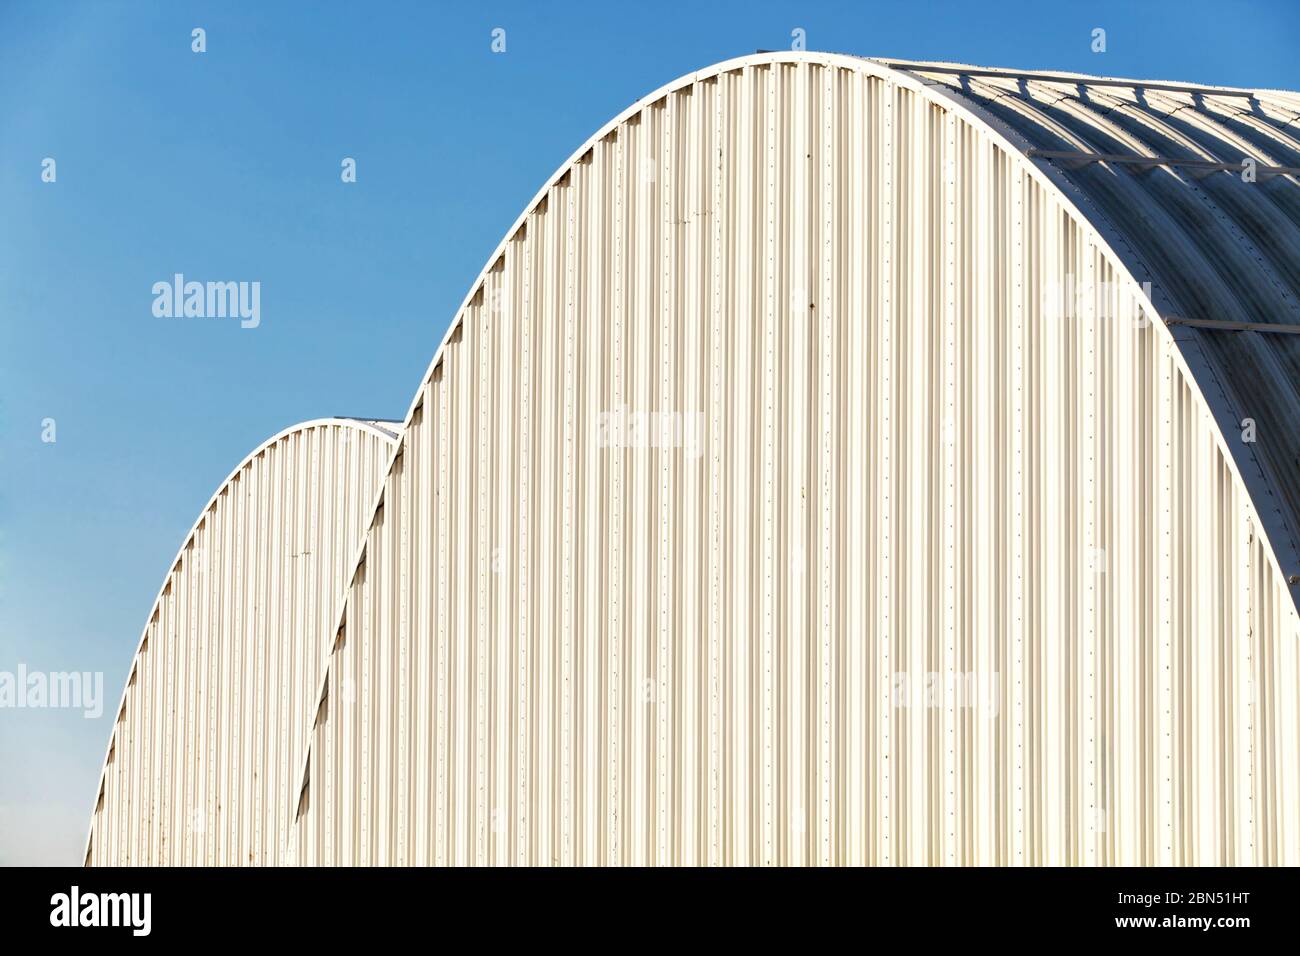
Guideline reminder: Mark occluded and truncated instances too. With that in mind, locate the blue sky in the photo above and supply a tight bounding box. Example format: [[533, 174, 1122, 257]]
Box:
[[1, 0, 1296, 865]]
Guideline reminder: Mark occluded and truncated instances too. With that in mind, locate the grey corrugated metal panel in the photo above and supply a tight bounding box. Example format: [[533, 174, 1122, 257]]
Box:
[[921, 78, 1292, 316], [84, 419, 397, 866], [978, 80, 1300, 314], [1256, 90, 1300, 119], [873, 56, 1267, 101], [285, 55, 1300, 865]]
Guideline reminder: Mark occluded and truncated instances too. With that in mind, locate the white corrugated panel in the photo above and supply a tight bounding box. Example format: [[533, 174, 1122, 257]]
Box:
[[285, 54, 1300, 865], [85, 419, 397, 865]]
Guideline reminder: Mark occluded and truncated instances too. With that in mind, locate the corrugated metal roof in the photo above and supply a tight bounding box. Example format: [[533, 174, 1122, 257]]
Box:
[[866, 57, 1300, 596], [281, 53, 1300, 865], [85, 419, 397, 865], [88, 53, 1300, 867]]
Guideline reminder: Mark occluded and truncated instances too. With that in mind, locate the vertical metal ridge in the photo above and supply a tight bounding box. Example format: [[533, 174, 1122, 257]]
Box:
[[85, 422, 396, 866], [92, 56, 1298, 869]]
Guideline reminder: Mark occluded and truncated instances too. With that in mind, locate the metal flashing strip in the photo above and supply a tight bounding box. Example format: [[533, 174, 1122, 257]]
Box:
[[1027, 147, 1300, 178], [874, 62, 1259, 99], [1165, 315, 1300, 334]]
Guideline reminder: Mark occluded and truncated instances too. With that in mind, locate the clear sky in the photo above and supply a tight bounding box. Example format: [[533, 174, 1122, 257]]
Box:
[[1, 0, 1296, 866]]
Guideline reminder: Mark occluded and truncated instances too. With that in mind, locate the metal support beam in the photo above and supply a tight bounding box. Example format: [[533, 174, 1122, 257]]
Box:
[[1028, 148, 1300, 178], [1165, 315, 1300, 334], [875, 61, 1259, 99]]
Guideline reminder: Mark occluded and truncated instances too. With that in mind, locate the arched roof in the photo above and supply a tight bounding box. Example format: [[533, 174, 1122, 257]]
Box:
[[284, 53, 1300, 863], [363, 51, 1300, 615], [86, 417, 398, 865]]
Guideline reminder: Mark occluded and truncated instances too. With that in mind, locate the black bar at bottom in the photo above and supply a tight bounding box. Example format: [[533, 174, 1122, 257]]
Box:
[[0, 865, 1290, 944]]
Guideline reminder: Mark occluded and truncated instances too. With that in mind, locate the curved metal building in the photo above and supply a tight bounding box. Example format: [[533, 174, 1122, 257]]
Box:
[[95, 53, 1300, 866], [86, 419, 397, 865]]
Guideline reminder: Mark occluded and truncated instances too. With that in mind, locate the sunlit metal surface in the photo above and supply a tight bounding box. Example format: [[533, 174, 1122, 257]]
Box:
[[85, 419, 397, 865], [91, 51, 1300, 866], [286, 53, 1300, 865]]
